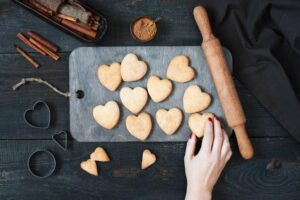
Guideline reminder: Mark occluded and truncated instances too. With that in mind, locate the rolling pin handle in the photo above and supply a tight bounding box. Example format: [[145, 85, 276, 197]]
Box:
[[193, 6, 214, 41], [233, 125, 254, 159]]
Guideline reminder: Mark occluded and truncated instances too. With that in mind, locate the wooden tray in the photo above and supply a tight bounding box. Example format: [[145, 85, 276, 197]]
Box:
[[14, 0, 107, 42], [69, 46, 232, 142]]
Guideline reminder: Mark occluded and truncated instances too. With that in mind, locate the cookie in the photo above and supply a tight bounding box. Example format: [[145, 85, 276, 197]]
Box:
[[126, 112, 152, 141], [121, 53, 148, 81], [93, 101, 120, 129], [80, 159, 98, 176], [120, 87, 148, 114], [156, 108, 183, 135], [141, 149, 156, 170], [183, 85, 211, 113], [147, 75, 173, 103], [97, 62, 122, 91], [90, 147, 110, 162], [167, 55, 195, 83], [188, 113, 214, 138]]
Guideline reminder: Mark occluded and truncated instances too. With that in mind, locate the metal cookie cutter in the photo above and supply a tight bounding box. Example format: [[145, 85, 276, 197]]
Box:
[[52, 130, 68, 151], [27, 149, 56, 178], [23, 100, 51, 129]]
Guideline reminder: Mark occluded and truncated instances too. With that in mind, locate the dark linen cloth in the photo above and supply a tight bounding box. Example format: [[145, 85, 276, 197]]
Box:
[[194, 0, 300, 142]]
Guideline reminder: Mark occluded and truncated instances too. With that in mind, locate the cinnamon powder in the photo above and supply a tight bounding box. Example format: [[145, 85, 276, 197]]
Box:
[[132, 17, 157, 42]]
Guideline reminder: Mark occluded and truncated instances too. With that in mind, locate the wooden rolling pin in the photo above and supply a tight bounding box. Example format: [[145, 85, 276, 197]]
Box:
[[193, 6, 254, 159]]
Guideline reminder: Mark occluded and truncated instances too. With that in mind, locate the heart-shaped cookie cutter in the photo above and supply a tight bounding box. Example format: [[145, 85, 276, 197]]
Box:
[[23, 100, 51, 129], [52, 130, 68, 151]]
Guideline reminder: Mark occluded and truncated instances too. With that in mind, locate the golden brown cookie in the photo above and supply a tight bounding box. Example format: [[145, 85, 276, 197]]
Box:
[[121, 53, 148, 81], [147, 75, 173, 103], [167, 55, 195, 83], [90, 147, 110, 162], [97, 62, 122, 91], [93, 101, 120, 129], [188, 112, 214, 138], [120, 87, 148, 114], [183, 85, 211, 113], [80, 159, 98, 176], [156, 108, 183, 135], [141, 149, 156, 169], [126, 112, 152, 141]]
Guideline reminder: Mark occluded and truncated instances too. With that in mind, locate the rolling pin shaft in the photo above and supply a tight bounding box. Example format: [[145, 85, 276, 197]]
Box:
[[193, 6, 254, 159]]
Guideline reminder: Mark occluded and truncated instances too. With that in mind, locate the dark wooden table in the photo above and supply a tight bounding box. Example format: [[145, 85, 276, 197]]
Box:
[[0, 1, 299, 199]]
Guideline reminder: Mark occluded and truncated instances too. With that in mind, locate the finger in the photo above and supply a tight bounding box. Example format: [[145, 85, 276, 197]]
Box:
[[221, 130, 231, 158], [184, 132, 197, 162], [225, 149, 232, 162], [212, 117, 223, 155], [199, 118, 214, 154]]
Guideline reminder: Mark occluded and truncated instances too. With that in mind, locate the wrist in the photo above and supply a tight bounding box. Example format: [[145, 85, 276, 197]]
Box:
[[185, 184, 212, 200]]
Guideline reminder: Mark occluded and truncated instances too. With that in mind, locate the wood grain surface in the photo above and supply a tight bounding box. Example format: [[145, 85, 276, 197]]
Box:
[[0, 139, 299, 200], [0, 0, 298, 199]]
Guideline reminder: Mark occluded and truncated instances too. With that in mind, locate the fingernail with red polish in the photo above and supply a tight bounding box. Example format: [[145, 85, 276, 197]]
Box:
[[208, 117, 213, 122], [189, 132, 193, 138], [215, 116, 219, 121]]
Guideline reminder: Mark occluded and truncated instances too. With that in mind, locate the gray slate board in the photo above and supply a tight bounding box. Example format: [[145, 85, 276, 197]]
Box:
[[69, 46, 232, 142]]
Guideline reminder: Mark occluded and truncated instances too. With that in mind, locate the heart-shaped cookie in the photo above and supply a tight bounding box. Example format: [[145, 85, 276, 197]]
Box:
[[183, 85, 211, 113], [97, 62, 122, 91], [90, 147, 110, 162], [141, 149, 156, 169], [188, 113, 214, 138], [121, 53, 148, 81], [80, 159, 98, 176], [167, 55, 195, 83], [126, 112, 152, 141], [156, 108, 183, 135], [93, 101, 120, 129], [147, 75, 172, 103], [120, 87, 148, 114]]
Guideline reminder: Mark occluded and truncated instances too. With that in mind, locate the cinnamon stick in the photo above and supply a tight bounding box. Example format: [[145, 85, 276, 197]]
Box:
[[28, 0, 53, 15], [77, 22, 94, 30], [17, 33, 46, 56], [27, 31, 59, 53], [14, 44, 40, 68], [29, 38, 60, 61], [57, 13, 78, 22], [61, 19, 97, 38]]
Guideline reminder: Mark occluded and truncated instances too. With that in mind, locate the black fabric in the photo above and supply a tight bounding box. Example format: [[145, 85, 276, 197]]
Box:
[[194, 0, 300, 142]]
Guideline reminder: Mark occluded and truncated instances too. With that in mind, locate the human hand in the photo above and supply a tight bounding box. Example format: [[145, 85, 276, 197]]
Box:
[[184, 117, 232, 200]]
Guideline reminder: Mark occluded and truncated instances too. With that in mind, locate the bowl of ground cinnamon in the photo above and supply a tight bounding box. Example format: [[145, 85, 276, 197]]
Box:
[[131, 16, 157, 43]]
